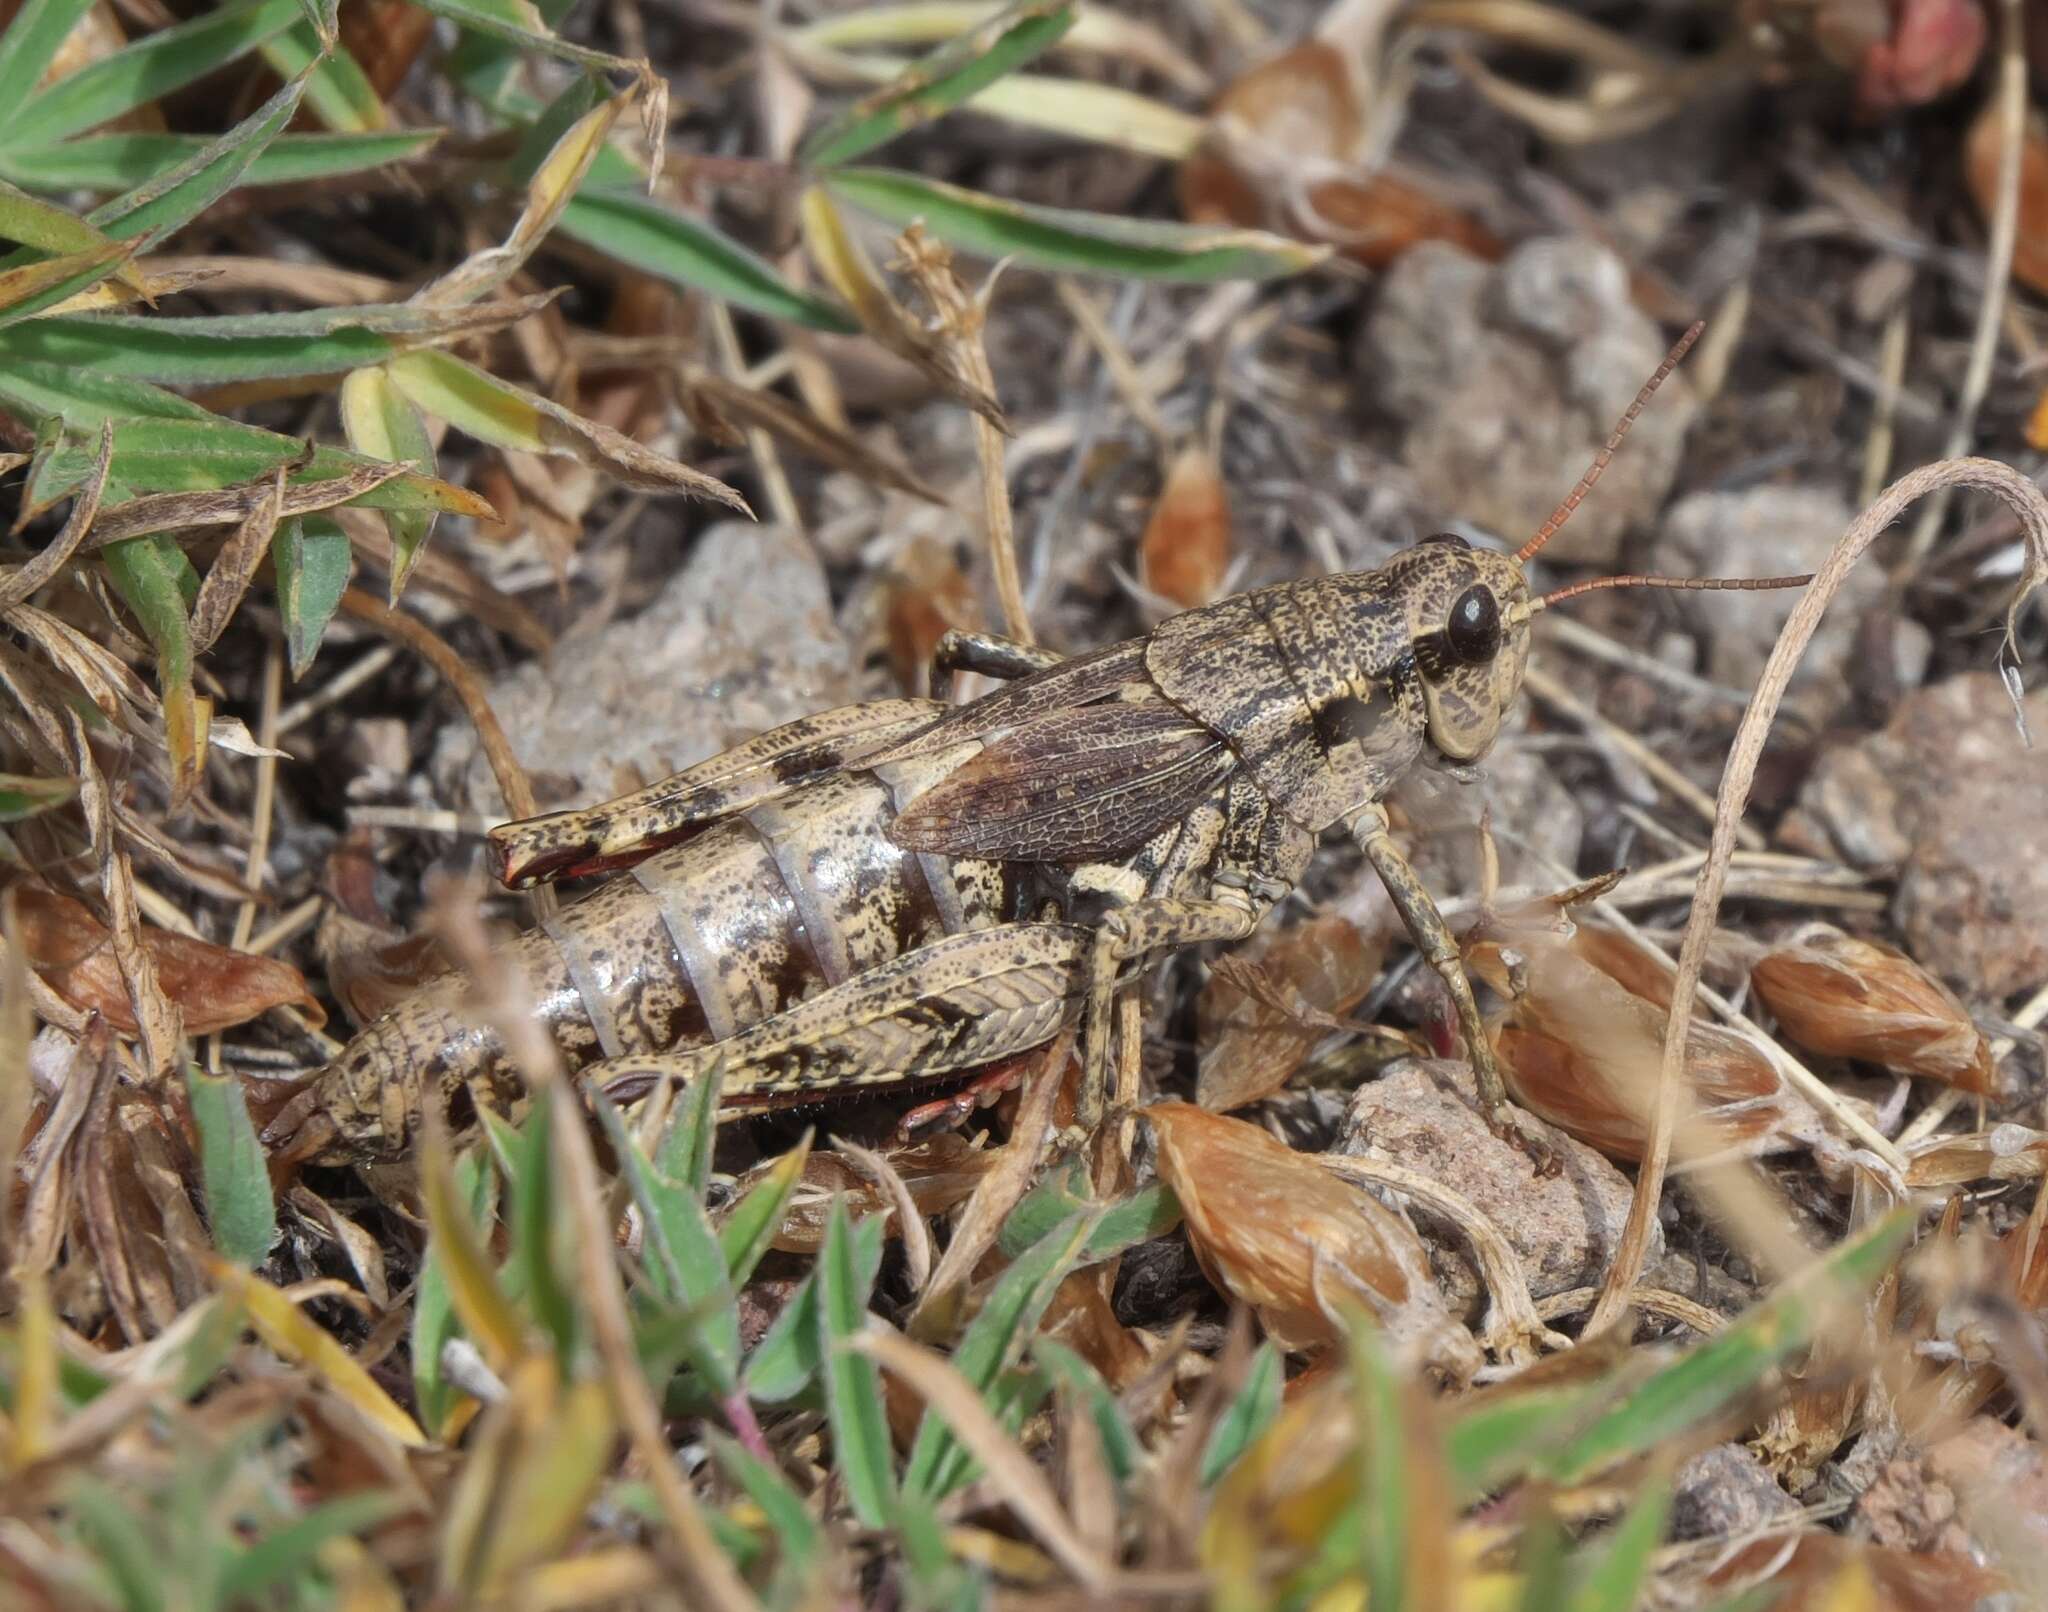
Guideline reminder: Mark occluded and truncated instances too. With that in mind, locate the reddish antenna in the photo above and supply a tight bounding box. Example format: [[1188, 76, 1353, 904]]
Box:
[[1526, 571, 1812, 615], [1515, 321, 1705, 565]]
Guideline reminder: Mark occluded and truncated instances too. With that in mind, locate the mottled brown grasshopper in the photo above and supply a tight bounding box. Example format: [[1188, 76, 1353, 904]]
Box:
[[268, 326, 1808, 1164]]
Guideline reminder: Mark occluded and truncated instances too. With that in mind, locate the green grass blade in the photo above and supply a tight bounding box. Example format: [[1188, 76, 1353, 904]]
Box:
[[407, 0, 635, 75], [826, 167, 1329, 281], [1199, 1341, 1282, 1488], [594, 1093, 740, 1390], [508, 1102, 577, 1366], [259, 17, 386, 132], [706, 1431, 824, 1598], [1569, 1473, 1672, 1612], [272, 515, 353, 679], [218, 1491, 403, 1602], [1031, 1338, 1137, 1489], [85, 66, 309, 250], [0, 177, 119, 256], [561, 188, 857, 332], [67, 1481, 166, 1612], [506, 71, 606, 187], [1349, 1322, 1409, 1612], [0, 0, 95, 117], [1446, 1382, 1603, 1502], [818, 1198, 896, 1528], [8, 0, 305, 148], [0, 129, 438, 192], [0, 363, 480, 511], [800, 0, 1076, 167], [743, 1212, 885, 1404], [998, 1161, 1179, 1262], [718, 1131, 813, 1290], [1544, 1211, 1913, 1485], [0, 773, 77, 822], [657, 1060, 723, 1195], [903, 1211, 1096, 1501], [0, 300, 533, 384], [338, 363, 438, 596], [182, 1065, 278, 1267]]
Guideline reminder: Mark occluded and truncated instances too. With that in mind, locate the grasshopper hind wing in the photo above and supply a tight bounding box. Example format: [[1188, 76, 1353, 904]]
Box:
[[888, 699, 1236, 863]]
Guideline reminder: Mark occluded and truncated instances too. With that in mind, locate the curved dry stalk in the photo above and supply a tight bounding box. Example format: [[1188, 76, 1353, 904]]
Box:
[[1318, 1152, 1570, 1364], [1587, 458, 2048, 1337], [338, 590, 539, 824]]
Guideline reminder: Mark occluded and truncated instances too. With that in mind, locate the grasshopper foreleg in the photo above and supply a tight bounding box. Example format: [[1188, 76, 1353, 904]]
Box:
[[1347, 800, 1559, 1170]]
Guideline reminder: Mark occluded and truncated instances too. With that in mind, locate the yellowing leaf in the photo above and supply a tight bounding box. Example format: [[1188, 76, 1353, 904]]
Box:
[[423, 85, 629, 306], [213, 1261, 425, 1447], [421, 1127, 527, 1373]]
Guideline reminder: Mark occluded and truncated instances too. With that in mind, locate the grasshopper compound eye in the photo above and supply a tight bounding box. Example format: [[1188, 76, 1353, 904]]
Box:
[[1446, 585, 1501, 663]]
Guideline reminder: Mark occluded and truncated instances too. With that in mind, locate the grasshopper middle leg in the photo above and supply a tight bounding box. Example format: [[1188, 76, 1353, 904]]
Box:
[[1347, 800, 1554, 1164]]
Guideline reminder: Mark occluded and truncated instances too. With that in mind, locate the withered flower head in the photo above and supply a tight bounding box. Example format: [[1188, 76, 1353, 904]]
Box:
[[1464, 910, 1785, 1164], [1752, 930, 1994, 1096], [1147, 1102, 1480, 1382]]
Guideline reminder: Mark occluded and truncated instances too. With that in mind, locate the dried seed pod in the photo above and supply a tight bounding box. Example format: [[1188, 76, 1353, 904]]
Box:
[[1465, 918, 1785, 1163], [1176, 41, 1499, 268], [1139, 445, 1231, 610], [1147, 1102, 1479, 1379], [1968, 102, 2048, 296], [1752, 930, 1994, 1095]]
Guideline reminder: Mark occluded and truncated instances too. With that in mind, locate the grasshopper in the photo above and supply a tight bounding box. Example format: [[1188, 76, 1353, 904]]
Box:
[[267, 326, 1808, 1165]]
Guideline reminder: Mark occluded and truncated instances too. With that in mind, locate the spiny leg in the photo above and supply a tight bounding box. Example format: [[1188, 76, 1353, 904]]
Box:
[[577, 921, 1091, 1120], [1077, 896, 1259, 1134], [1347, 800, 1556, 1166], [931, 629, 1064, 698]]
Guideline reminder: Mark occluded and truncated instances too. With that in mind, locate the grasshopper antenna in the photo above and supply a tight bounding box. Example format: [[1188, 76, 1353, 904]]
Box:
[[1515, 321, 1704, 565], [1524, 571, 1812, 616]]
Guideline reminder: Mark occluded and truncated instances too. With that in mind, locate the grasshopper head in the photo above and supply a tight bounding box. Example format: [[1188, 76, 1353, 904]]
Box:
[[1394, 537, 1533, 766], [1401, 322, 1813, 766]]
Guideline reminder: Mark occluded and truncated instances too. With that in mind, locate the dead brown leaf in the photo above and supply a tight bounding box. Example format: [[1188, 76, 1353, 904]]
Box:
[[16, 886, 324, 1037]]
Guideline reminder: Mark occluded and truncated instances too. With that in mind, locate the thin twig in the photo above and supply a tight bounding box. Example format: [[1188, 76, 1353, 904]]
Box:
[[896, 229, 1033, 644], [1524, 665, 1765, 849], [1587, 458, 2048, 1335], [1896, 0, 2025, 578], [1055, 279, 1172, 455]]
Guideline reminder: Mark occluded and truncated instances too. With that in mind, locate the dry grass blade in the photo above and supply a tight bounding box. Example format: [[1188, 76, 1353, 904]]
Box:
[[0, 421, 111, 607], [188, 466, 287, 655], [832, 1134, 934, 1296], [912, 1029, 1069, 1337], [682, 369, 950, 506], [1589, 457, 2048, 1334], [68, 715, 181, 1080], [895, 226, 1031, 644], [84, 463, 423, 549]]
